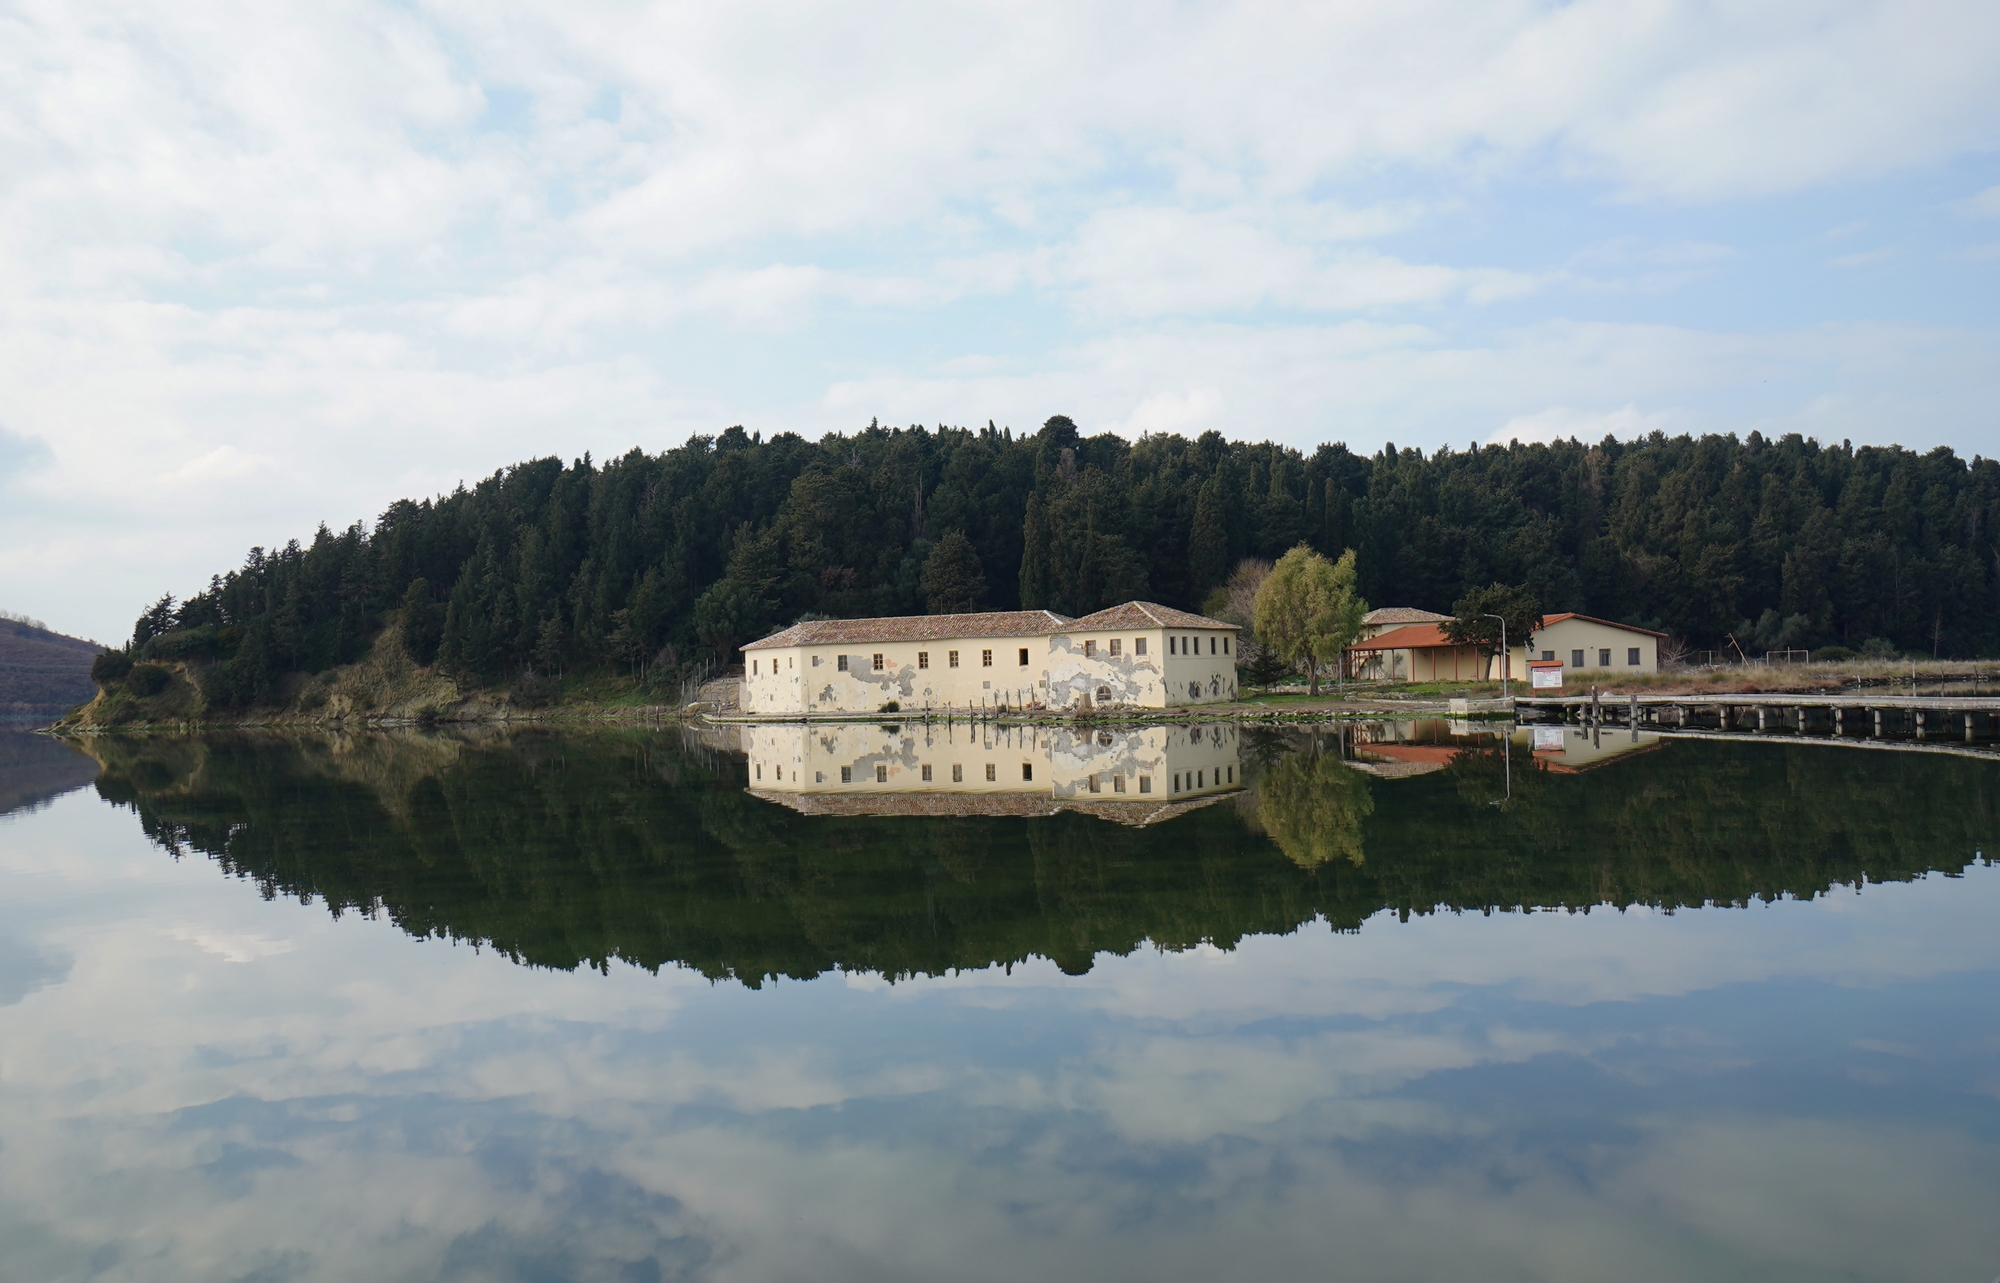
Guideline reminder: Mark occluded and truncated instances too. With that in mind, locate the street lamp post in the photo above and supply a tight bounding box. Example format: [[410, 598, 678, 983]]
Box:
[[1483, 613, 1510, 699]]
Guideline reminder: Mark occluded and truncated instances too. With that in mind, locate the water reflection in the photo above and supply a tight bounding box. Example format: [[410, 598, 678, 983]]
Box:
[[1, 728, 1997, 1281], [741, 721, 1240, 821], [0, 729, 99, 818], [64, 726, 1999, 982]]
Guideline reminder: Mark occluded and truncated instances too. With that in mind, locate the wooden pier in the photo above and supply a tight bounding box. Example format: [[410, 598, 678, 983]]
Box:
[[1516, 691, 2000, 748]]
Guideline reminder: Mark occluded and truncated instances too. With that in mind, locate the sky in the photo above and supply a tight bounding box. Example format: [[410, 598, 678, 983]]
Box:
[[1, 0, 1997, 644]]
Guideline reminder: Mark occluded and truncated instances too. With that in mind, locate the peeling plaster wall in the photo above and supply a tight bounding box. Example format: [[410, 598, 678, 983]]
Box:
[[1045, 724, 1240, 800], [743, 640, 1049, 714]]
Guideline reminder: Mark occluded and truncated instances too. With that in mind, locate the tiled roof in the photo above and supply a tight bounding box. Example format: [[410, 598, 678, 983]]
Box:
[[1347, 623, 1471, 651], [1065, 601, 1236, 631], [1534, 612, 1668, 638], [1363, 606, 1451, 626], [742, 609, 1074, 650]]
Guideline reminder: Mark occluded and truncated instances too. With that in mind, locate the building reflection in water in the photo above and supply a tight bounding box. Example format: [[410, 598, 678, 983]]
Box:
[[741, 721, 1242, 823], [1341, 717, 1661, 778]]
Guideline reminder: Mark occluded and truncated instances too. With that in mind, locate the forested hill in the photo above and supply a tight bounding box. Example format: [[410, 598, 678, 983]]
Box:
[[1, 614, 104, 717], [127, 418, 1998, 706]]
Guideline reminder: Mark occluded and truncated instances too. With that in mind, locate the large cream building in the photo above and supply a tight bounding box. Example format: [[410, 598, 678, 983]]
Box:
[[739, 602, 1241, 716]]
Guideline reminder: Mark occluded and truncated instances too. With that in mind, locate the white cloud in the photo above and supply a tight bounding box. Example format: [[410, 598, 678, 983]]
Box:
[[1491, 403, 1678, 446]]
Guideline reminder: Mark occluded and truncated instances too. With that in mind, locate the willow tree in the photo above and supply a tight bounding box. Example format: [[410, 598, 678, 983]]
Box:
[[1253, 544, 1367, 696]]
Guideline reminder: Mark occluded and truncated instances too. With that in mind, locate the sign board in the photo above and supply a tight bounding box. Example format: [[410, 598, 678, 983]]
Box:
[[1533, 726, 1566, 751], [1528, 660, 1564, 690]]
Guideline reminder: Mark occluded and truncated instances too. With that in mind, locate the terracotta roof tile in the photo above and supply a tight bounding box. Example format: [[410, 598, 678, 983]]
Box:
[[1065, 601, 1236, 631], [1363, 606, 1451, 626], [1534, 612, 1668, 638], [1347, 623, 1473, 651], [743, 609, 1073, 650]]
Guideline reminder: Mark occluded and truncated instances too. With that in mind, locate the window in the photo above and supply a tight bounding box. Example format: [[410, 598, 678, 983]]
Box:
[[982, 649, 993, 667], [1227, 766, 1234, 783], [1083, 639, 1095, 657], [1018, 647, 1029, 666], [752, 660, 758, 675], [1096, 685, 1111, 703], [1087, 774, 1100, 793], [1173, 773, 1181, 792], [985, 763, 996, 781], [1021, 763, 1033, 781], [838, 655, 849, 671], [1139, 775, 1152, 794], [813, 655, 821, 666], [948, 650, 960, 667], [1223, 637, 1230, 654], [1598, 648, 1611, 667], [876, 765, 887, 783], [815, 771, 825, 783], [754, 763, 762, 779], [1113, 774, 1125, 793], [1110, 639, 1122, 657], [841, 766, 853, 783], [872, 653, 884, 671], [1571, 649, 1585, 668], [1135, 638, 1147, 656], [1541, 650, 1555, 662], [1169, 637, 1177, 655], [1628, 647, 1641, 666], [952, 764, 963, 782], [1197, 770, 1205, 788], [918, 652, 929, 669], [922, 764, 932, 781]]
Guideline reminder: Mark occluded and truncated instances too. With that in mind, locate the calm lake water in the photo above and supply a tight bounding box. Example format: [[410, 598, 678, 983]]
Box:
[[1, 722, 1996, 1282]]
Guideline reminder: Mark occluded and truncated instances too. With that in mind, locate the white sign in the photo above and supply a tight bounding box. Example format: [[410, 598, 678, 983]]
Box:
[[1533, 726, 1566, 751], [1531, 665, 1563, 690]]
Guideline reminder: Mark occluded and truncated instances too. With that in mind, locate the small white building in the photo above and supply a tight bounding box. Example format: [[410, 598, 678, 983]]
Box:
[[738, 601, 1240, 716], [1498, 613, 1664, 681]]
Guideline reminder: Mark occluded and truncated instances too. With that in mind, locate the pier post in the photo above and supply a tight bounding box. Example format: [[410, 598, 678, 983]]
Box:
[[1968, 712, 1976, 744], [1873, 708, 1882, 737], [1756, 707, 1766, 732], [1833, 706, 1843, 736], [1916, 710, 1925, 740]]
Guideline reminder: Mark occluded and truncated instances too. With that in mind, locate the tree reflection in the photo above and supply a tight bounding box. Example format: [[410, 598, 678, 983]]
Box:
[[1252, 740, 1373, 869], [72, 728, 1998, 984]]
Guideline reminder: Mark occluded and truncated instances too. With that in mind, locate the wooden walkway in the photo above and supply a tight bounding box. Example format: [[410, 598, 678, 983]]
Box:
[[1517, 691, 2000, 746]]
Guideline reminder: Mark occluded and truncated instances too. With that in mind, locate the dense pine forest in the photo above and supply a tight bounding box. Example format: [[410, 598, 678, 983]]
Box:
[[126, 416, 2000, 705]]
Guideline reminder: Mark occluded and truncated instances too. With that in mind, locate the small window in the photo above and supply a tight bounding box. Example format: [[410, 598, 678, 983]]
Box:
[[1083, 639, 1095, 658], [813, 655, 821, 666], [1223, 637, 1230, 654], [1571, 649, 1585, 668], [949, 650, 960, 668], [1135, 638, 1147, 656], [838, 655, 849, 671], [755, 763, 762, 779], [1207, 636, 1215, 654], [872, 653, 885, 671], [1088, 774, 1100, 793], [1018, 648, 1029, 666], [841, 766, 853, 783], [922, 764, 933, 781], [982, 649, 993, 667], [985, 763, 996, 782], [953, 764, 963, 782], [1628, 647, 1641, 666], [1227, 766, 1234, 783], [1598, 648, 1611, 667], [1169, 637, 1176, 655], [1139, 775, 1151, 794], [918, 651, 929, 669], [1021, 763, 1033, 781], [876, 765, 887, 783], [1541, 650, 1555, 662], [1096, 685, 1110, 703], [1173, 773, 1181, 793], [1113, 774, 1125, 793], [752, 660, 758, 675], [1197, 770, 1205, 788], [1110, 639, 1121, 657]]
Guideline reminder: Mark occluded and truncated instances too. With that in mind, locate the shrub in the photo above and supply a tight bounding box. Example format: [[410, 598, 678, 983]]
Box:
[[128, 665, 171, 697], [879, 700, 901, 713], [91, 649, 134, 687], [1859, 637, 1898, 659]]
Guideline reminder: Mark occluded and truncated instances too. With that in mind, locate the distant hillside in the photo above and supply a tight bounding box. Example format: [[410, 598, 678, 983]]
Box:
[[0, 614, 104, 719], [0, 731, 99, 816]]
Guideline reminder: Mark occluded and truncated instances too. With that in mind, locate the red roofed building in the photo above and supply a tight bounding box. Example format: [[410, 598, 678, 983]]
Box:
[[1345, 622, 1486, 682]]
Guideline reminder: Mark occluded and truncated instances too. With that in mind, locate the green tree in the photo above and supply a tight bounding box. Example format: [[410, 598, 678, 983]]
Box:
[[1442, 583, 1541, 678], [400, 578, 444, 666], [920, 530, 987, 614], [1188, 479, 1229, 600], [1255, 746, 1374, 868], [1253, 545, 1367, 696]]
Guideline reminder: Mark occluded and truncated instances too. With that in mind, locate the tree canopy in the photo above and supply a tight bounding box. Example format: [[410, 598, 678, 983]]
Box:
[[112, 418, 2000, 705], [1254, 545, 1367, 695]]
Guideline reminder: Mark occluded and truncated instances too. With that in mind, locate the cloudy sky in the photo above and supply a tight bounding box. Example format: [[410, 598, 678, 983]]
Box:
[[2, 0, 1997, 642]]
